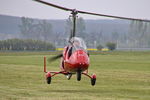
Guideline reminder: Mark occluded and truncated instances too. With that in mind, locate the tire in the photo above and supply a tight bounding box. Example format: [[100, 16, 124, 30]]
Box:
[[77, 70, 81, 81], [47, 77, 51, 84], [91, 78, 96, 86]]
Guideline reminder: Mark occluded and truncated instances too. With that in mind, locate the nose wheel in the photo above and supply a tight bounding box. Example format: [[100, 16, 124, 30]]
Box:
[[77, 70, 81, 81]]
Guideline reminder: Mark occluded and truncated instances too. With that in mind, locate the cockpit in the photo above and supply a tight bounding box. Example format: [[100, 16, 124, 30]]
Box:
[[70, 37, 87, 52]]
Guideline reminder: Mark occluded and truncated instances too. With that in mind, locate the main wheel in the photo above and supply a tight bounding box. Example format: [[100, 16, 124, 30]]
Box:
[[46, 72, 51, 84], [91, 78, 96, 86], [77, 70, 81, 81], [91, 74, 96, 86], [47, 77, 51, 84]]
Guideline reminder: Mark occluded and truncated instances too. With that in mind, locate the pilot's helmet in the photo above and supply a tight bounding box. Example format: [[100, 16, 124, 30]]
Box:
[[73, 40, 80, 46]]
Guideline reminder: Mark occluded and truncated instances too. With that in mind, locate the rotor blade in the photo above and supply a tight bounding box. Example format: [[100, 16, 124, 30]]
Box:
[[33, 0, 150, 22], [33, 0, 73, 11], [48, 54, 63, 62], [77, 10, 150, 22]]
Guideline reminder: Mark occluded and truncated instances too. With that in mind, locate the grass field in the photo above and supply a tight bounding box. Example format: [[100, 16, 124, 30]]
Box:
[[0, 51, 150, 100]]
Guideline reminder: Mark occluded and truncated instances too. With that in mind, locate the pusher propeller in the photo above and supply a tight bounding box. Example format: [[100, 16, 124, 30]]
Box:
[[48, 54, 63, 62]]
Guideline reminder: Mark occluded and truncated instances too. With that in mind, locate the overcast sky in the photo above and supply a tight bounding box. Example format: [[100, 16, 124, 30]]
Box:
[[0, 0, 150, 20]]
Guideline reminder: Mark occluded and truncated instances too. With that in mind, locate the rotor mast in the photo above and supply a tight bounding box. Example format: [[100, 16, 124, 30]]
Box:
[[71, 9, 78, 38]]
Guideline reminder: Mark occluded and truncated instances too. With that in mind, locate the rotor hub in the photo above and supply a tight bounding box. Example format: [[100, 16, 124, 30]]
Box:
[[71, 9, 78, 16]]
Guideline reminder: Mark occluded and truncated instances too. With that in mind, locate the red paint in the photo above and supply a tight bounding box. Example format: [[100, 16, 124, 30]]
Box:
[[46, 72, 51, 78], [92, 74, 96, 79], [63, 49, 89, 72], [44, 56, 47, 73]]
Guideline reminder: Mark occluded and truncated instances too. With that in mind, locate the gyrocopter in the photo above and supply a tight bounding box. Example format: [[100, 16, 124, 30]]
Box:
[[34, 0, 150, 86]]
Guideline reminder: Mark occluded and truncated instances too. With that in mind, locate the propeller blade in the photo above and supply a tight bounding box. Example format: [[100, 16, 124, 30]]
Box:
[[33, 0, 150, 22], [48, 54, 63, 62]]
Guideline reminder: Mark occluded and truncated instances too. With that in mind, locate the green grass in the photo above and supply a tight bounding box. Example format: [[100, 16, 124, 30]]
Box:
[[0, 51, 150, 100]]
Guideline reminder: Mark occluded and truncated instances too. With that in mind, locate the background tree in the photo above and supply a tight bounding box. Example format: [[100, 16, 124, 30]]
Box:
[[19, 17, 34, 39], [76, 17, 86, 38], [38, 20, 53, 42], [19, 17, 53, 42], [65, 17, 72, 35], [106, 42, 116, 50], [97, 44, 103, 50], [128, 21, 150, 48]]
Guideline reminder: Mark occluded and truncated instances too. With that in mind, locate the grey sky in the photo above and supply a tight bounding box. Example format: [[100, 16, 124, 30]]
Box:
[[0, 0, 150, 20]]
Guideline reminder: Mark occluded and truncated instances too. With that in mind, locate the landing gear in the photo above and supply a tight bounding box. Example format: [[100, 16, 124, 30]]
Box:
[[45, 71, 96, 86], [77, 70, 81, 81], [47, 77, 51, 84], [91, 74, 96, 86], [46, 72, 51, 84]]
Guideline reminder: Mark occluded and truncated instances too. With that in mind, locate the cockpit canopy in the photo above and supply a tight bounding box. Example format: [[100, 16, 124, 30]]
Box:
[[70, 37, 87, 52]]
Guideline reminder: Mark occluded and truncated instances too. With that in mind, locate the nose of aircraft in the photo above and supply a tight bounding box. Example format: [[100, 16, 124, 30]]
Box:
[[73, 50, 89, 69], [64, 50, 89, 72], [76, 50, 88, 62]]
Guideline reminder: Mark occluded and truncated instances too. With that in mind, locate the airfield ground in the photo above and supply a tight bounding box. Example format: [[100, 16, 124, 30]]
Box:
[[0, 51, 150, 100]]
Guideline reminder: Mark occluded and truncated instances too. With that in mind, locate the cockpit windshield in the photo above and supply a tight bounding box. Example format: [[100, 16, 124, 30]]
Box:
[[71, 37, 87, 52]]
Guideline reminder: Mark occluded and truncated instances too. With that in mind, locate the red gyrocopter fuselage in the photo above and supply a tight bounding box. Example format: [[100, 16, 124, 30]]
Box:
[[44, 37, 96, 86]]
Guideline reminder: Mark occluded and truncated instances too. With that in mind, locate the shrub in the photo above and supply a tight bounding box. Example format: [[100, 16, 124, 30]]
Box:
[[97, 44, 103, 50], [106, 42, 116, 50], [0, 39, 55, 51]]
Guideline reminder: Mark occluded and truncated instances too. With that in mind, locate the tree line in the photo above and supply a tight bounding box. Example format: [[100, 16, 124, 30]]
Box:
[[19, 17, 150, 49], [127, 21, 150, 48], [0, 39, 55, 51], [19, 17, 53, 42]]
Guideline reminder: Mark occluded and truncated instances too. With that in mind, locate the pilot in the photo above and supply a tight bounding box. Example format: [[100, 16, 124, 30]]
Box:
[[73, 40, 80, 48], [73, 40, 84, 50]]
